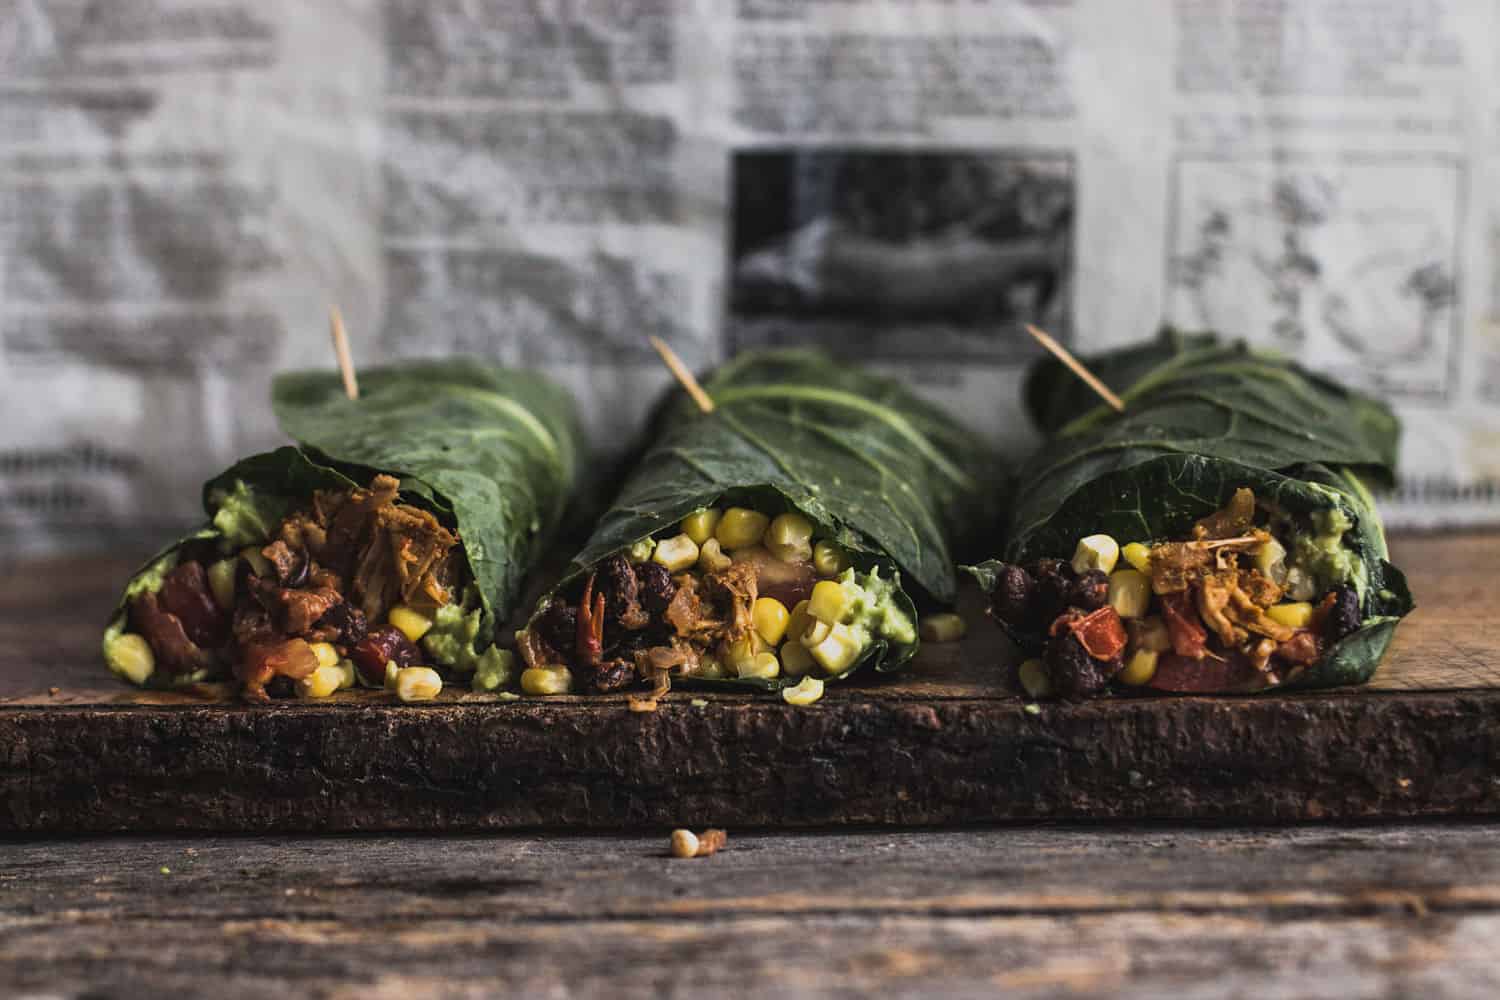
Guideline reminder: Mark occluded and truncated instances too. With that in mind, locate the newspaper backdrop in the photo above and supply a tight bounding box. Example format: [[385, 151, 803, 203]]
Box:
[[2, 0, 1496, 557]]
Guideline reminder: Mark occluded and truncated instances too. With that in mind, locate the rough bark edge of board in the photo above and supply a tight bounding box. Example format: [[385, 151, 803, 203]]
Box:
[[2, 691, 1497, 832]]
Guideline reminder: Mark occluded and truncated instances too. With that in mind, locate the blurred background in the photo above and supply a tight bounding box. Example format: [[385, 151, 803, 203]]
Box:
[[2, 0, 1497, 557]]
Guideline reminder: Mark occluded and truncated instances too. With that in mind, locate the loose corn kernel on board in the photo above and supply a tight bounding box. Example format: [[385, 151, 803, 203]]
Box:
[[2, 533, 1498, 832]]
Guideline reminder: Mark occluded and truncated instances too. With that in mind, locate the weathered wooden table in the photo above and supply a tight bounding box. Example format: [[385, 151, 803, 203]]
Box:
[[2, 825, 1499, 997], [2, 535, 1499, 996]]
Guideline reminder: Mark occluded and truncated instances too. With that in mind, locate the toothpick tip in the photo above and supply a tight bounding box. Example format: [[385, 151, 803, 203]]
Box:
[[649, 336, 715, 414], [328, 304, 359, 401], [1025, 324, 1125, 413]]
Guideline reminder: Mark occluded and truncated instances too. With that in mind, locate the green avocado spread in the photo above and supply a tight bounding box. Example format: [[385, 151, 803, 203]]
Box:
[[210, 480, 288, 550], [420, 589, 516, 690], [837, 566, 917, 648], [1290, 505, 1365, 596]]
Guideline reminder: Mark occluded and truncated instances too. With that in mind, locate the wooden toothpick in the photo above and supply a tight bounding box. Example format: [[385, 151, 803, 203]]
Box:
[[329, 305, 359, 401], [649, 336, 714, 414], [1025, 324, 1125, 413]]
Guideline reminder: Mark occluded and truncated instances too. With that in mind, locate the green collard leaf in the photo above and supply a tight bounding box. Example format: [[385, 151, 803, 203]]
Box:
[[110, 362, 583, 664], [542, 349, 1002, 688], [998, 332, 1413, 690]]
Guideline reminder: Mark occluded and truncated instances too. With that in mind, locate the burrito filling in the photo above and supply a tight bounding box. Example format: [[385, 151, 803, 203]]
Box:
[[517, 505, 915, 696], [101, 473, 504, 700], [984, 488, 1366, 698]]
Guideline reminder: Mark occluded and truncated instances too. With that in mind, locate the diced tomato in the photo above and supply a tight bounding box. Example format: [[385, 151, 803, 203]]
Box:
[[1159, 591, 1208, 659], [1048, 605, 1126, 660], [1073, 606, 1127, 660]]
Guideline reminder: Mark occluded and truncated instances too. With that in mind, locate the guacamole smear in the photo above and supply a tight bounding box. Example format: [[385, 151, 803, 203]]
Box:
[[836, 565, 917, 647], [210, 480, 288, 550]]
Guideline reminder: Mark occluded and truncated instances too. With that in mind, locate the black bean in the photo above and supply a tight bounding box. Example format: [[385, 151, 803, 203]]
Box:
[[316, 601, 367, 646], [533, 600, 578, 658], [1044, 633, 1116, 700], [1324, 586, 1362, 643], [1030, 558, 1075, 623], [635, 561, 676, 614], [590, 659, 636, 693], [989, 563, 1036, 627], [1068, 569, 1109, 612]]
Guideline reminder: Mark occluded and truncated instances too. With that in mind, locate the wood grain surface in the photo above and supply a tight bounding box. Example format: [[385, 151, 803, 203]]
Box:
[[1, 533, 1496, 831], [2, 825, 1499, 998]]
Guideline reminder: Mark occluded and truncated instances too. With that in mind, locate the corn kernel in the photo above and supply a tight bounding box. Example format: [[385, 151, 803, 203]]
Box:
[[297, 664, 344, 699], [1072, 534, 1120, 576], [1119, 648, 1159, 687], [680, 508, 722, 546], [670, 829, 700, 858], [627, 538, 655, 563], [812, 541, 850, 577], [207, 559, 237, 610], [766, 512, 813, 563], [653, 533, 700, 572], [521, 665, 573, 695], [336, 659, 357, 690], [807, 622, 862, 675], [752, 597, 791, 645], [1121, 542, 1152, 575], [1108, 569, 1151, 619], [309, 641, 341, 670], [808, 579, 850, 625], [801, 618, 832, 646], [1018, 658, 1051, 698], [738, 651, 781, 679], [240, 546, 272, 578], [782, 676, 825, 706], [1267, 601, 1314, 629], [1254, 536, 1288, 584], [384, 659, 401, 691], [388, 605, 434, 643], [697, 537, 732, 572], [1130, 616, 1171, 653], [716, 507, 769, 550], [786, 600, 813, 644], [105, 632, 156, 687], [723, 633, 766, 674], [918, 612, 966, 643], [780, 640, 815, 676], [395, 666, 443, 702]]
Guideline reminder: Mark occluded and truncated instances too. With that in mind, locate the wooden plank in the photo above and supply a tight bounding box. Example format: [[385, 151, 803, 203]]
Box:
[[2, 826, 1500, 998], [1, 533, 1497, 830]]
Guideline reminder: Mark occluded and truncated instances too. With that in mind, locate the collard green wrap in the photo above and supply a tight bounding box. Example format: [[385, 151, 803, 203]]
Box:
[[971, 330, 1413, 690], [105, 361, 583, 684], [532, 348, 1001, 690]]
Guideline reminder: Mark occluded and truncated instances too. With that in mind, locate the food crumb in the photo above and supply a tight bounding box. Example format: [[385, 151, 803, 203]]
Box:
[[497, 691, 520, 702], [669, 827, 728, 859], [47, 687, 59, 696], [690, 698, 708, 708], [1023, 703, 1041, 715], [1397, 777, 1412, 789], [159, 866, 171, 875], [627, 695, 659, 713]]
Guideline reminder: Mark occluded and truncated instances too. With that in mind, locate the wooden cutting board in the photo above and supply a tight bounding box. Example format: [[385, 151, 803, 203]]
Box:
[[2, 533, 1495, 832]]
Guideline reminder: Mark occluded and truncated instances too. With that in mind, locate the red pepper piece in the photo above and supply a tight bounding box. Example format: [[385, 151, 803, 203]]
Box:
[[1071, 605, 1126, 660], [1049, 605, 1126, 660], [575, 572, 605, 669], [1160, 590, 1208, 659]]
